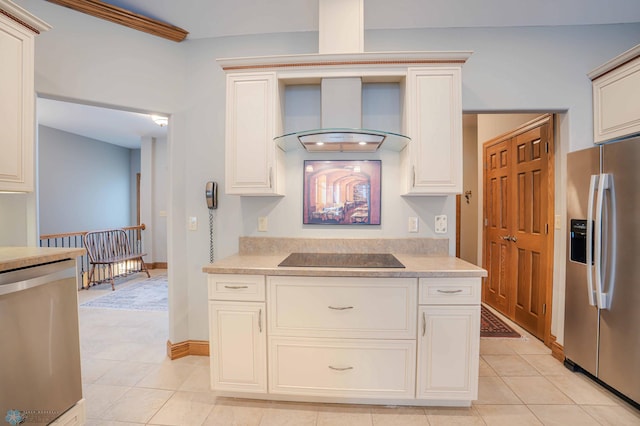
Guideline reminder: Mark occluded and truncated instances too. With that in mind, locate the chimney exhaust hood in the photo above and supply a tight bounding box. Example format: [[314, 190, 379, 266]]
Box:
[[274, 0, 410, 153]]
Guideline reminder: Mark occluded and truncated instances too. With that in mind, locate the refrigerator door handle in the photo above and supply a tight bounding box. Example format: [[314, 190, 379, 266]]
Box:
[[595, 173, 613, 310], [586, 174, 598, 307]]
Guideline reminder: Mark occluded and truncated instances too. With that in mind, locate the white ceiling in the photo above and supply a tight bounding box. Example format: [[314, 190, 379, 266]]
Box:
[[38, 0, 640, 148], [37, 98, 167, 149], [102, 0, 640, 39]]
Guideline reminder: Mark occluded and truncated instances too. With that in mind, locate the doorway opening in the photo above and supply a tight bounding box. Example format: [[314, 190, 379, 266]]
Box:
[[458, 112, 557, 347]]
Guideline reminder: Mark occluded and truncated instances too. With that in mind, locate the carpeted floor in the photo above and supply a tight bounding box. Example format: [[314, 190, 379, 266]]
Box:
[[80, 274, 168, 311], [480, 304, 521, 338]]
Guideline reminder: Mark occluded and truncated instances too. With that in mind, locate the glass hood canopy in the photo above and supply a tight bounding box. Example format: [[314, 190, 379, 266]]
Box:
[[274, 128, 410, 153]]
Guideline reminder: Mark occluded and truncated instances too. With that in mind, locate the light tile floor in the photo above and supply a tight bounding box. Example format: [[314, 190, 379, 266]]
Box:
[[78, 271, 640, 425]]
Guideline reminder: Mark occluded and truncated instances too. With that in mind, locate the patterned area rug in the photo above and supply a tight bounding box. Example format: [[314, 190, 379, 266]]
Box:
[[80, 275, 168, 311], [481, 305, 521, 338]]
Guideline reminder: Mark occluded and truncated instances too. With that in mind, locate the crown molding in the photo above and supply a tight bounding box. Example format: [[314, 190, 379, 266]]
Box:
[[46, 0, 188, 42], [0, 0, 51, 34]]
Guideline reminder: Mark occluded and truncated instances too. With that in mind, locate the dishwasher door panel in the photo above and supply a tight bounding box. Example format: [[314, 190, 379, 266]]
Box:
[[0, 264, 82, 425]]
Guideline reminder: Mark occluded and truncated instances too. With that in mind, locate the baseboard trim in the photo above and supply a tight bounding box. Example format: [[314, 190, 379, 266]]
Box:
[[148, 262, 168, 269], [549, 334, 564, 362], [167, 340, 209, 360]]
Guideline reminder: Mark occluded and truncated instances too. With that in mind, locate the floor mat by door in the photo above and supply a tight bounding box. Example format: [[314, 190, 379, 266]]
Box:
[[481, 305, 521, 338]]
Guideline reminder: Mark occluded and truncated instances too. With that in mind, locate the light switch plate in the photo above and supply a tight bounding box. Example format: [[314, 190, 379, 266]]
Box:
[[408, 217, 419, 233], [434, 215, 447, 234], [188, 216, 197, 231], [258, 216, 268, 232], [555, 214, 562, 229]]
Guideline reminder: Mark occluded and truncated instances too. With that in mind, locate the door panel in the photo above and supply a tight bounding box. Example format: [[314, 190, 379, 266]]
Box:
[[483, 140, 511, 313], [512, 126, 549, 338], [564, 147, 600, 376], [599, 138, 640, 403], [482, 115, 553, 342]]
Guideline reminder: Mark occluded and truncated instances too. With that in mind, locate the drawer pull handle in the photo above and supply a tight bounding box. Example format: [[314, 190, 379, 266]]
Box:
[[328, 306, 354, 311], [258, 308, 262, 333], [328, 366, 353, 371], [422, 311, 426, 337], [437, 289, 463, 294], [224, 285, 249, 289]]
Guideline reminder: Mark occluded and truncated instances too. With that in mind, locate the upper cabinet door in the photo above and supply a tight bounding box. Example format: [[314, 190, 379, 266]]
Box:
[[224, 72, 285, 196], [592, 55, 640, 144], [402, 67, 463, 195], [0, 15, 35, 192]]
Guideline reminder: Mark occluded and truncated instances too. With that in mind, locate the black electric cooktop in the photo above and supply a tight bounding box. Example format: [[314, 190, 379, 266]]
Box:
[[278, 252, 405, 268]]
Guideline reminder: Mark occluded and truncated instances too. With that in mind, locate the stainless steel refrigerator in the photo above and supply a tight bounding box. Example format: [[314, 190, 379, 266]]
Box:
[[565, 136, 640, 406]]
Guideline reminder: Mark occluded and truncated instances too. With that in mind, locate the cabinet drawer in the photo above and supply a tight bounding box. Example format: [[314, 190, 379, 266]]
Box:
[[268, 276, 417, 339], [269, 337, 416, 399], [419, 277, 480, 305], [208, 274, 265, 301]]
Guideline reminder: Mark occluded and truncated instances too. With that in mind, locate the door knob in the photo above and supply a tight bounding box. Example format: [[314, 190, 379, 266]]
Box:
[[510, 235, 518, 242], [501, 235, 511, 241]]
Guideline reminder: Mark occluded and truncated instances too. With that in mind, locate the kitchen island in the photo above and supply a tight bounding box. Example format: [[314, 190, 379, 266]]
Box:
[[203, 237, 486, 407]]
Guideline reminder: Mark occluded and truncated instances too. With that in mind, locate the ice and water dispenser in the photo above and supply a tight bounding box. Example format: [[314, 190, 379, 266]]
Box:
[[570, 219, 593, 264]]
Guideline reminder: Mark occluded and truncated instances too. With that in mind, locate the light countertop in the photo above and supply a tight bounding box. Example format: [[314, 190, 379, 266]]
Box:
[[203, 253, 486, 278], [0, 247, 86, 273]]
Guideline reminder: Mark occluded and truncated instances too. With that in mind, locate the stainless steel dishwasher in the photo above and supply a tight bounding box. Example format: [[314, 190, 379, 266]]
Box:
[[0, 259, 82, 425]]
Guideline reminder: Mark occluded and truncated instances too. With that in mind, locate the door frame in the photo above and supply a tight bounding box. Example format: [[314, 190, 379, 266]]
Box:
[[481, 114, 555, 346]]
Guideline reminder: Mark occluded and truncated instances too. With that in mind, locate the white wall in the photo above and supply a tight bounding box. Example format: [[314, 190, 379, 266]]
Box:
[[18, 0, 640, 343], [38, 125, 133, 234], [461, 114, 478, 264], [0, 194, 34, 246], [130, 148, 140, 226], [140, 137, 168, 264]]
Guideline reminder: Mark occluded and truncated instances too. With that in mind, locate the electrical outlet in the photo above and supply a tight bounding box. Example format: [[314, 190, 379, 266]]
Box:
[[258, 216, 268, 232], [408, 217, 419, 233], [188, 216, 197, 231], [434, 215, 447, 234]]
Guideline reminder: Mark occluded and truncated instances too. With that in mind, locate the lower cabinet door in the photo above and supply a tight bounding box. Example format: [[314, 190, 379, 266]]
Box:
[[417, 305, 480, 400], [209, 301, 267, 393], [269, 337, 416, 399]]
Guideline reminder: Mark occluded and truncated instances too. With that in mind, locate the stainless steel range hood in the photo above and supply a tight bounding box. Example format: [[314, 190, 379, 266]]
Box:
[[274, 0, 410, 153]]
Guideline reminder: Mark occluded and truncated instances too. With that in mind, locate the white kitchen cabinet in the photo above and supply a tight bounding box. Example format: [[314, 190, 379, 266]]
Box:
[[269, 337, 416, 399], [0, 1, 49, 192], [417, 305, 480, 401], [209, 301, 267, 393], [416, 277, 480, 402], [206, 271, 481, 405], [267, 276, 417, 400], [590, 45, 640, 144], [267, 276, 416, 339], [208, 274, 267, 393], [49, 399, 85, 426], [224, 72, 285, 196], [402, 67, 463, 195]]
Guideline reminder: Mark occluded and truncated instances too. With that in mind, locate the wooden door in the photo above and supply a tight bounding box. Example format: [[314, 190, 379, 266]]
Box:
[[483, 139, 512, 314], [511, 124, 552, 337], [482, 115, 554, 342]]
